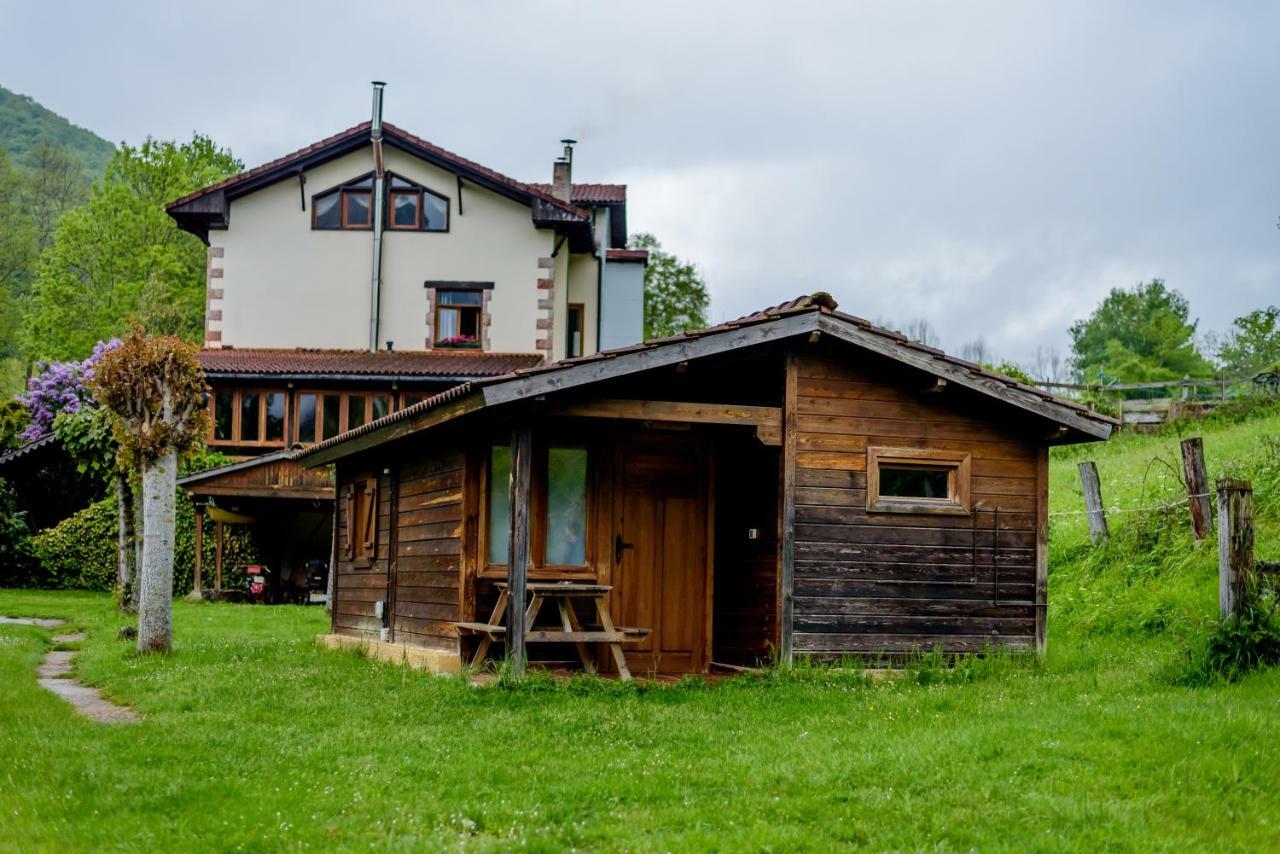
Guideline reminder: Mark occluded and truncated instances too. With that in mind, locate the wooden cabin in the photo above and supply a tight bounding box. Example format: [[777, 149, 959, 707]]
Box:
[[300, 294, 1116, 675]]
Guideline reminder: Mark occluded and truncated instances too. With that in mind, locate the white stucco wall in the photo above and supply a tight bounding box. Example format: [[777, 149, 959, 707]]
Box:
[[565, 251, 600, 357], [214, 145, 557, 353]]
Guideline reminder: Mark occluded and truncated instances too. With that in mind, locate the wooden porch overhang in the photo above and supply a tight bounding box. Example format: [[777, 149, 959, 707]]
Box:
[[179, 449, 336, 502]]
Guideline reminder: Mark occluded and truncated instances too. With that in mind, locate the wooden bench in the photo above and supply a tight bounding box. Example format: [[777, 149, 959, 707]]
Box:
[[454, 622, 506, 640]]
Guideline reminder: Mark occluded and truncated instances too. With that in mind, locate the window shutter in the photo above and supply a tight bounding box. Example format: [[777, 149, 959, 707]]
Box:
[[344, 486, 355, 559], [363, 479, 378, 557]]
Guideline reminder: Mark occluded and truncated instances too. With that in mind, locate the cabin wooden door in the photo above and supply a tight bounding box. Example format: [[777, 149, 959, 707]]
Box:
[[613, 437, 709, 674]]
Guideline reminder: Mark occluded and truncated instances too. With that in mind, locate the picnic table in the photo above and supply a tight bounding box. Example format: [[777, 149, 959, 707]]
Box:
[[456, 581, 648, 680]]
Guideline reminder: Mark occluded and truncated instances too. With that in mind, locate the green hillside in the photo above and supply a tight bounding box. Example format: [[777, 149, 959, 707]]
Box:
[[0, 85, 114, 174]]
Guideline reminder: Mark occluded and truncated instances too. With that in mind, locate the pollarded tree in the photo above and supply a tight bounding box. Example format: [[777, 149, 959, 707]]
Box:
[[91, 328, 208, 653]]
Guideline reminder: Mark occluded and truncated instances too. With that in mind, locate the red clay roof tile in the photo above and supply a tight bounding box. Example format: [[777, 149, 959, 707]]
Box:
[[197, 348, 541, 379]]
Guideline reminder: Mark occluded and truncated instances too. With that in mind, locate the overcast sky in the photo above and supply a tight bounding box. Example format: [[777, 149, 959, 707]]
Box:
[[2, 1, 1276, 367]]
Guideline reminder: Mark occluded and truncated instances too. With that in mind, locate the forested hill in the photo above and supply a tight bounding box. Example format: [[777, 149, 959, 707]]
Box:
[[0, 85, 114, 174]]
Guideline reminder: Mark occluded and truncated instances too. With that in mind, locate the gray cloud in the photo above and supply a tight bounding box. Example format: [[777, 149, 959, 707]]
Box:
[[2, 0, 1275, 366]]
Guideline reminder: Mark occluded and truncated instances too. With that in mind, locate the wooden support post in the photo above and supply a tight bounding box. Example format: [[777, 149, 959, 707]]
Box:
[[193, 502, 205, 595], [1077, 461, 1108, 545], [1181, 437, 1211, 540], [777, 351, 798, 665], [214, 519, 224, 595], [1217, 479, 1254, 619], [506, 424, 533, 678]]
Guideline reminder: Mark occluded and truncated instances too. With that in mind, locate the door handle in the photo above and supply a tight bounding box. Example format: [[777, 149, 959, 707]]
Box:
[[614, 533, 634, 564]]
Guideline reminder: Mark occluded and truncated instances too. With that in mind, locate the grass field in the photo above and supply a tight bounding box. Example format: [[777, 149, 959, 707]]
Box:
[[2, 409, 1279, 850]]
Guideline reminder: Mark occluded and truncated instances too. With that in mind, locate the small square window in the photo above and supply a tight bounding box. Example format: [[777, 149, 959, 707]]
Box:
[[866, 447, 970, 515], [390, 190, 420, 229], [313, 193, 340, 229], [342, 190, 371, 228]]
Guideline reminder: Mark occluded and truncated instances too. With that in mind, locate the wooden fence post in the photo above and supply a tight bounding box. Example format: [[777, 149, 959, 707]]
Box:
[[1077, 461, 1109, 545], [1216, 478, 1254, 619], [1181, 437, 1211, 540]]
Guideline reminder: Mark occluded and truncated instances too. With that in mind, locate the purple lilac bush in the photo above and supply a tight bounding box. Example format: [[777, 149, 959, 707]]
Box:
[[18, 340, 119, 442]]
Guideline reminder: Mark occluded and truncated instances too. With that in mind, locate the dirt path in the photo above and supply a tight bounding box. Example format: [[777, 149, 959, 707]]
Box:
[[1, 616, 140, 724]]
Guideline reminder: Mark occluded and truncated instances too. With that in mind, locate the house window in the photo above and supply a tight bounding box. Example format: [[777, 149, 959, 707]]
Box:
[[312, 176, 374, 230], [866, 447, 971, 515], [208, 389, 289, 448], [387, 175, 448, 231], [566, 303, 584, 358], [485, 441, 591, 573], [295, 392, 394, 444], [434, 290, 483, 348], [346, 477, 378, 564]]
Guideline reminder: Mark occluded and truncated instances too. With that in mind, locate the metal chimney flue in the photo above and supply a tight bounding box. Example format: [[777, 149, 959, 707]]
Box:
[[368, 81, 388, 352], [371, 81, 386, 139]]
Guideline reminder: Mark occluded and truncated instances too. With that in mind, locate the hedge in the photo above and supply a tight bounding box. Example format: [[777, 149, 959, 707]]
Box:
[[27, 488, 260, 594]]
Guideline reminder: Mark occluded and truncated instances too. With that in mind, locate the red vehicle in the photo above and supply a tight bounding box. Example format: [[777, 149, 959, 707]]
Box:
[[244, 565, 272, 604]]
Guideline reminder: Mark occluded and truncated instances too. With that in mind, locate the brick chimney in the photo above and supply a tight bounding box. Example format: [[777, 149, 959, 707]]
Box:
[[551, 139, 575, 203]]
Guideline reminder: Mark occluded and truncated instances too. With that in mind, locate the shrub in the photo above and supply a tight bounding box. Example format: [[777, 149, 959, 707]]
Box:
[[0, 482, 40, 586], [29, 488, 260, 594], [1179, 594, 1280, 685]]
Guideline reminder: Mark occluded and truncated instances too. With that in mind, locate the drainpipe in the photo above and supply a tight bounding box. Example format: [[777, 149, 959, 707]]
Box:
[[368, 81, 387, 353], [596, 206, 610, 353]]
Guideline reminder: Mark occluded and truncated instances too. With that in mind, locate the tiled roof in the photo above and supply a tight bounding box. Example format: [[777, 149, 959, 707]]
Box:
[[604, 248, 648, 262], [167, 122, 589, 220], [527, 183, 627, 203], [197, 348, 542, 379], [298, 292, 1118, 464]]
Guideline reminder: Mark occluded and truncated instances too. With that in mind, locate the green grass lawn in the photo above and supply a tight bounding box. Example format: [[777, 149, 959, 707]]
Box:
[[2, 409, 1280, 850]]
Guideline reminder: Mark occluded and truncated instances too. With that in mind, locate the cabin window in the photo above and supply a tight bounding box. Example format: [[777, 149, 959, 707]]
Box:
[[346, 477, 378, 564], [487, 445, 512, 565], [866, 447, 971, 515], [566, 303, 584, 358], [484, 440, 592, 576], [434, 290, 483, 348], [208, 389, 289, 448], [545, 446, 587, 566]]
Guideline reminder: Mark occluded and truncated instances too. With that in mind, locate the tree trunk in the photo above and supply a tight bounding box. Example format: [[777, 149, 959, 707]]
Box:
[[133, 477, 145, 586], [137, 450, 177, 654], [115, 472, 138, 614]]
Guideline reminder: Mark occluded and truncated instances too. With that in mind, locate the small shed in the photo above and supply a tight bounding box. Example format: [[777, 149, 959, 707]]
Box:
[[300, 294, 1115, 675]]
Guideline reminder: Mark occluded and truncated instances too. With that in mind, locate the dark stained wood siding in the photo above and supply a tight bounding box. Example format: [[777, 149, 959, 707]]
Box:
[[790, 349, 1041, 656], [331, 447, 465, 654], [332, 469, 392, 640], [390, 450, 464, 651]]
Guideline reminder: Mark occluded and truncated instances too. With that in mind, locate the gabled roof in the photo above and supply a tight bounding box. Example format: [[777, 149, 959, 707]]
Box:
[[176, 447, 300, 487], [299, 293, 1116, 467], [166, 122, 596, 250], [527, 183, 626, 203], [198, 348, 542, 381]]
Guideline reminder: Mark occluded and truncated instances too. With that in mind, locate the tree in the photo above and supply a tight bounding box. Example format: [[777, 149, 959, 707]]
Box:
[[1068, 280, 1213, 383], [903, 319, 940, 348], [960, 338, 992, 365], [0, 147, 36, 362], [21, 142, 88, 253], [17, 339, 116, 441], [627, 233, 710, 338], [1213, 306, 1280, 377], [92, 328, 208, 653], [54, 405, 137, 611], [23, 135, 240, 363]]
